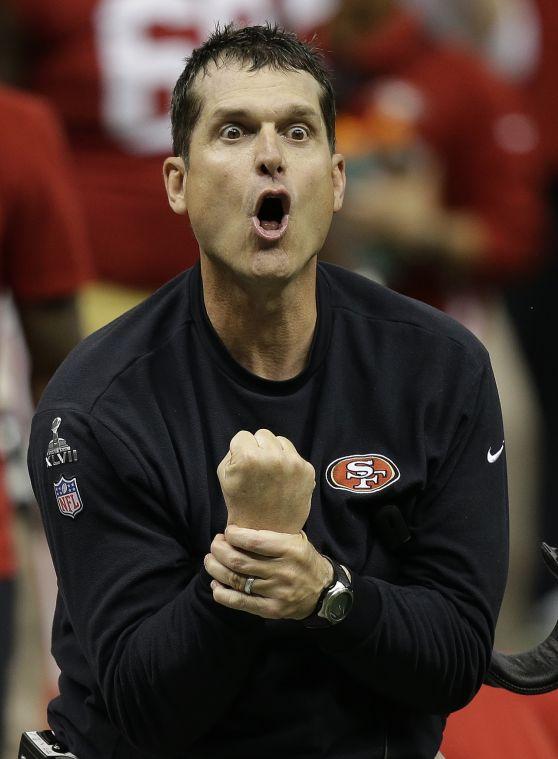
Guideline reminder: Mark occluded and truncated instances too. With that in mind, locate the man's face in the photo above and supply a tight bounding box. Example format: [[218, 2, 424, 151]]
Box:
[[174, 62, 345, 284]]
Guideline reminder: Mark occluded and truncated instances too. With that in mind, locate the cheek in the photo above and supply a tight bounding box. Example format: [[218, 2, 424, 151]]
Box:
[[300, 167, 335, 223], [186, 175, 221, 229], [187, 163, 241, 217]]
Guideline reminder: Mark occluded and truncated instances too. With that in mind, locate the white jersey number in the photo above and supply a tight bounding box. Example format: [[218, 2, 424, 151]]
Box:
[[94, 0, 338, 155]]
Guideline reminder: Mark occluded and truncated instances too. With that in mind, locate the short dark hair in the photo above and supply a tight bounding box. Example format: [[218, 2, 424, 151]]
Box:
[[170, 23, 336, 161]]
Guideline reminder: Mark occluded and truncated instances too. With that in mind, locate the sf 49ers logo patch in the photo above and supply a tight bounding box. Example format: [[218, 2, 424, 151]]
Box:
[[326, 453, 400, 493]]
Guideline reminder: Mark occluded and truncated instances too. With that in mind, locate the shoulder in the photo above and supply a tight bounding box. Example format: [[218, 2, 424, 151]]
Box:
[[0, 85, 60, 135], [37, 269, 194, 417], [0, 86, 69, 180], [416, 39, 519, 108], [319, 262, 488, 369]]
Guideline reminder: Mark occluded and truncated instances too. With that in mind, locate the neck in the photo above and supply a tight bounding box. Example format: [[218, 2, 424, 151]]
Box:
[[200, 256, 318, 381]]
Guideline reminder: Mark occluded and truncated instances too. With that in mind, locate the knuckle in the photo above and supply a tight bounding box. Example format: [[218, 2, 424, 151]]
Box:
[[279, 565, 296, 587], [282, 543, 298, 561], [239, 450, 259, 467], [230, 572, 244, 591], [237, 592, 250, 611], [246, 534, 261, 553], [266, 453, 284, 471], [229, 554, 245, 574], [255, 427, 272, 436], [283, 455, 298, 473], [275, 585, 294, 603], [265, 601, 283, 620]]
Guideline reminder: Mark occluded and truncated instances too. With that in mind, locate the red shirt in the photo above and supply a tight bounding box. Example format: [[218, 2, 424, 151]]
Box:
[[525, 0, 558, 176], [319, 11, 544, 305], [441, 685, 558, 758], [9, 0, 339, 288], [0, 86, 90, 578], [0, 86, 90, 300]]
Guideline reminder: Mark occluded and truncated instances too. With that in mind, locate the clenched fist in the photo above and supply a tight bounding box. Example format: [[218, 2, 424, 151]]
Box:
[[217, 429, 315, 533]]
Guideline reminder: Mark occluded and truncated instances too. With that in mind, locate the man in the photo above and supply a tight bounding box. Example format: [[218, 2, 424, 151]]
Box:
[[28, 24, 508, 759], [0, 83, 89, 750]]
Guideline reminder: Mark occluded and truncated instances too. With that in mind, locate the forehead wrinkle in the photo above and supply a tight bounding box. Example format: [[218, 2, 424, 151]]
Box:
[[209, 103, 322, 125], [195, 62, 324, 124]]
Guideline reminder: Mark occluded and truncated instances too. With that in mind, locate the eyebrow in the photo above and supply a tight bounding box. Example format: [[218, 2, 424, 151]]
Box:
[[210, 105, 321, 124]]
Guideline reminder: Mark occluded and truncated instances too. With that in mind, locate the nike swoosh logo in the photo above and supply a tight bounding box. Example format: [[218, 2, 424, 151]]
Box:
[[487, 442, 505, 464]]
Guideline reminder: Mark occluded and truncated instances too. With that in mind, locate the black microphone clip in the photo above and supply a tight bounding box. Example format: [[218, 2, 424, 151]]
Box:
[[373, 504, 412, 552]]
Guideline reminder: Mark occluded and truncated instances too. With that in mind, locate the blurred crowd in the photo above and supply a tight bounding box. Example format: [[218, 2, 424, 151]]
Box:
[[1, 0, 558, 756]]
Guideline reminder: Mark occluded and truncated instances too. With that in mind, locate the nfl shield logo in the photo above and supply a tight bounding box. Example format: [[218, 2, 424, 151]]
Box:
[[54, 476, 84, 519]]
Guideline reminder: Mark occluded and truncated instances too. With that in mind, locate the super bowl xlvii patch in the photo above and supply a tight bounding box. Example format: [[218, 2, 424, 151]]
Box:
[[54, 476, 84, 519], [45, 417, 78, 468]]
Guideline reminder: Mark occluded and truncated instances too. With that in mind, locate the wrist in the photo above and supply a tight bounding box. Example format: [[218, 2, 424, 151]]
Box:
[[303, 556, 354, 628], [319, 554, 335, 594]]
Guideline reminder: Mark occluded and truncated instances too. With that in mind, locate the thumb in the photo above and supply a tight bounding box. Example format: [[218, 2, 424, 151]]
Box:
[[217, 448, 233, 481]]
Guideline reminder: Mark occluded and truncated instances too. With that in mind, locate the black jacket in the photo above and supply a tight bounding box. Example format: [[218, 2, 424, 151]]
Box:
[[28, 262, 508, 759]]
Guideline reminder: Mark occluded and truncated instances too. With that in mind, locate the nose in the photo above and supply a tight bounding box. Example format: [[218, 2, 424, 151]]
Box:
[[255, 125, 284, 178]]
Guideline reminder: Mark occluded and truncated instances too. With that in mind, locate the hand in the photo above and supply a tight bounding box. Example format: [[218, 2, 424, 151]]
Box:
[[204, 526, 335, 620], [217, 429, 315, 533], [342, 171, 443, 253]]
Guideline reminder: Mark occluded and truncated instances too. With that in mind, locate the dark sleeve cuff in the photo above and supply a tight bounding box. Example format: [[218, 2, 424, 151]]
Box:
[[193, 566, 266, 633], [300, 572, 384, 653]]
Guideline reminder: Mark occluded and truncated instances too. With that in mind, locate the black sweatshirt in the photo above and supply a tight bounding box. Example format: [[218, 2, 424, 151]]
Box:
[[28, 261, 508, 759]]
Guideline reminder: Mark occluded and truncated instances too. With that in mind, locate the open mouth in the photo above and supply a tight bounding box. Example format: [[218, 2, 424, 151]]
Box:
[[252, 191, 290, 241]]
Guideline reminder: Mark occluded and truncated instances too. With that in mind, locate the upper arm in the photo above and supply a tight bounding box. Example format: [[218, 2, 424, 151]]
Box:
[[447, 69, 544, 275], [28, 408, 191, 675], [402, 355, 509, 636], [3, 94, 91, 303], [15, 297, 82, 404]]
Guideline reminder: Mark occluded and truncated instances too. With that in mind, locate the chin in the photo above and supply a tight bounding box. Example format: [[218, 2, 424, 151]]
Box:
[[249, 248, 292, 279]]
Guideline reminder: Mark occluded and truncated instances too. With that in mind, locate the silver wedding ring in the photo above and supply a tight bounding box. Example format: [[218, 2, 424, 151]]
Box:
[[244, 576, 256, 595]]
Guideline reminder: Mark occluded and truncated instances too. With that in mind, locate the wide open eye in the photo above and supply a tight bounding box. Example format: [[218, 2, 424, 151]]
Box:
[[285, 125, 309, 141], [220, 125, 244, 140]]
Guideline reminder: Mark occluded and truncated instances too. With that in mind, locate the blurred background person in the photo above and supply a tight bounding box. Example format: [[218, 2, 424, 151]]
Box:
[[405, 0, 558, 640], [392, 2, 558, 754], [0, 84, 89, 757], [492, 0, 558, 638], [314, 0, 545, 654]]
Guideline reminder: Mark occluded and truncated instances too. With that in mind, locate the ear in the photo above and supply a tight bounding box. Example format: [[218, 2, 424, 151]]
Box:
[[331, 153, 346, 213], [163, 156, 188, 215]]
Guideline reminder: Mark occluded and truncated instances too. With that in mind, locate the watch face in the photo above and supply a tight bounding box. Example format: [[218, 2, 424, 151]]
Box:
[[327, 589, 353, 622]]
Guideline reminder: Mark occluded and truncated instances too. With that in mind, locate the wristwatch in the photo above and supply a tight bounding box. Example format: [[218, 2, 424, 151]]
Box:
[[303, 556, 354, 628]]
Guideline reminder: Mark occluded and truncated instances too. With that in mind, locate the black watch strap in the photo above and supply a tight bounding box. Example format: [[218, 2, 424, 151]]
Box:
[[303, 555, 351, 629]]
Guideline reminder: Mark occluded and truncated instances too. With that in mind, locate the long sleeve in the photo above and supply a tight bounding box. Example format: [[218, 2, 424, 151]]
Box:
[[304, 356, 508, 715], [28, 407, 265, 757]]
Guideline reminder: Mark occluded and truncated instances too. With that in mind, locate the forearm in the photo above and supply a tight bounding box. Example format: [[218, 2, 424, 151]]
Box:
[[17, 296, 83, 406], [304, 572, 492, 714], [373, 206, 488, 268], [102, 567, 265, 755], [30, 410, 266, 756]]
